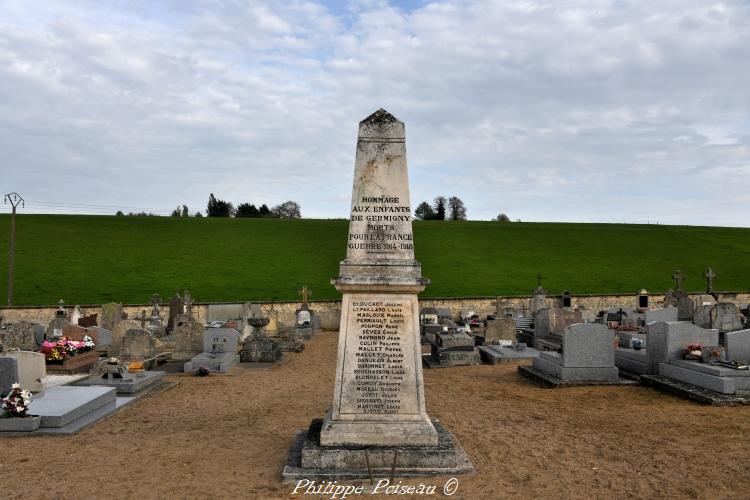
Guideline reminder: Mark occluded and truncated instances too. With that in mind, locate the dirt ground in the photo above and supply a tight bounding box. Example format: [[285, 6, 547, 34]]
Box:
[[2, 332, 749, 500]]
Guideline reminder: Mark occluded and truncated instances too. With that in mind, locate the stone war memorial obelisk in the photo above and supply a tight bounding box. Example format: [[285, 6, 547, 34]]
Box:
[[283, 109, 473, 480]]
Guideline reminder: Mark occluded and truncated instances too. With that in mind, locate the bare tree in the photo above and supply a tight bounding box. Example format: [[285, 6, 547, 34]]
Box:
[[271, 200, 302, 219], [448, 196, 467, 221]]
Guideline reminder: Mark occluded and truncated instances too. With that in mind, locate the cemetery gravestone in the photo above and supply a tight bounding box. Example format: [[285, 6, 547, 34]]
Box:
[[646, 321, 719, 373], [47, 303, 70, 339], [713, 303, 743, 333], [1, 351, 46, 392], [69, 305, 82, 326], [120, 329, 156, 361], [530, 282, 548, 317], [0, 357, 18, 396], [62, 324, 99, 345], [85, 327, 112, 350], [110, 320, 141, 357], [645, 306, 678, 324], [4, 322, 38, 351], [100, 303, 124, 331], [184, 328, 240, 373], [548, 309, 584, 335], [167, 291, 184, 332], [484, 317, 517, 344], [529, 323, 620, 382], [724, 329, 750, 363], [78, 313, 98, 328], [172, 316, 204, 361], [147, 293, 165, 335]]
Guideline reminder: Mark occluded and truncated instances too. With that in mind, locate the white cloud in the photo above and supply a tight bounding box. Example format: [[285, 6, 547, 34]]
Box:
[[0, 0, 748, 225]]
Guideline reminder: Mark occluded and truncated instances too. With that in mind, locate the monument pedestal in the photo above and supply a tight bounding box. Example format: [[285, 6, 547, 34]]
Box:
[[282, 418, 473, 482]]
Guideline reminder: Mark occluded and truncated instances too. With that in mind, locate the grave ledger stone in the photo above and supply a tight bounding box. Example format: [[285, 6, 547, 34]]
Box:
[[284, 110, 472, 482]]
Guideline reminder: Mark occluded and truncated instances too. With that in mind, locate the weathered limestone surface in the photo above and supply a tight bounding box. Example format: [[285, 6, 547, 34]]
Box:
[[321, 109, 437, 448]]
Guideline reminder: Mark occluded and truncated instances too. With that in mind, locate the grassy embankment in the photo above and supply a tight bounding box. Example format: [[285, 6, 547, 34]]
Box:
[[0, 215, 748, 305]]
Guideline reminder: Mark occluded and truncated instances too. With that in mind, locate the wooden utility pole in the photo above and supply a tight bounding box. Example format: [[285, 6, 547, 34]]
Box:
[[4, 192, 24, 306]]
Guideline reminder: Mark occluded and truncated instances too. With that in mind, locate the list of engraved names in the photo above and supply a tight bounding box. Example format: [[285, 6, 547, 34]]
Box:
[[341, 298, 417, 415]]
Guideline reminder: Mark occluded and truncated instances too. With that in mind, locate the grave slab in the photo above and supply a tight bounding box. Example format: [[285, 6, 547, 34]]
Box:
[[478, 344, 539, 365], [76, 371, 165, 394], [27, 385, 116, 428]]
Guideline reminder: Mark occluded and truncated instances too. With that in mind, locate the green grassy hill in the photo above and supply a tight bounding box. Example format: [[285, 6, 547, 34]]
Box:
[[0, 215, 748, 306]]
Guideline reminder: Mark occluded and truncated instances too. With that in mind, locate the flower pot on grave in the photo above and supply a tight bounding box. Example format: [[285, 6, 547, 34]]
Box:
[[0, 415, 41, 432], [47, 349, 100, 373]]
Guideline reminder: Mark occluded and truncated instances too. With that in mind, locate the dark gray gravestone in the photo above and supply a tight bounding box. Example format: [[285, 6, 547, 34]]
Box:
[[0, 357, 19, 396], [167, 291, 184, 332], [724, 329, 750, 363]]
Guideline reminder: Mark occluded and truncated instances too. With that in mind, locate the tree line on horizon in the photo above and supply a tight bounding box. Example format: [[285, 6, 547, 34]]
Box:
[[114, 195, 301, 219], [413, 196, 514, 222], [206, 194, 301, 219], [414, 196, 466, 221]]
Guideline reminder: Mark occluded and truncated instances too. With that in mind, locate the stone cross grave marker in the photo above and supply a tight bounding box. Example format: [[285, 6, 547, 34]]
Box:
[[704, 267, 716, 294], [167, 291, 183, 331], [299, 286, 311, 306], [149, 293, 161, 326], [672, 270, 684, 290]]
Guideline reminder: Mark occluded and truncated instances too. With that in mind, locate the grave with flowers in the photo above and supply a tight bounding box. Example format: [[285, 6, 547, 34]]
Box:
[[0, 383, 41, 432], [641, 323, 750, 404], [41, 335, 100, 373], [76, 356, 165, 394]]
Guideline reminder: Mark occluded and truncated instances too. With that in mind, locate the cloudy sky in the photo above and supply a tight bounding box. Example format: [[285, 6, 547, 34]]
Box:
[[1, 1, 748, 225]]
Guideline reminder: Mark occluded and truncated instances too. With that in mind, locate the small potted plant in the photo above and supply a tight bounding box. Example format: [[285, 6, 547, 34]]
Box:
[[0, 384, 40, 432]]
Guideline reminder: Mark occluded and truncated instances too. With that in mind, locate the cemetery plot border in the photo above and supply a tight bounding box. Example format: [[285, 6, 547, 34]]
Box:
[[640, 374, 750, 406], [518, 364, 638, 388]]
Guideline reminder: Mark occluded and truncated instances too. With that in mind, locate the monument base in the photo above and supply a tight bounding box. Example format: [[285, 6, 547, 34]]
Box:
[[320, 409, 438, 447], [282, 418, 474, 483]]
